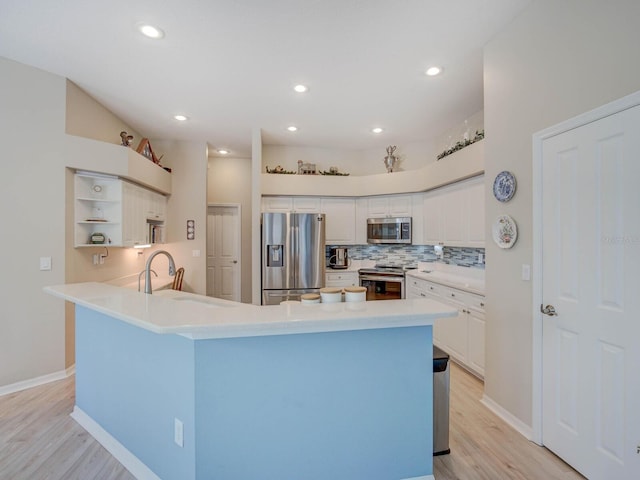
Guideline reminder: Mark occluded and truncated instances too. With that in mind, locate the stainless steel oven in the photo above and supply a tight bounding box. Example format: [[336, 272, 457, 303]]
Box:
[[358, 264, 415, 301]]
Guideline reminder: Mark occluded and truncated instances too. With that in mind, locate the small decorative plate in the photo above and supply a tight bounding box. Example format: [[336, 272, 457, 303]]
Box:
[[493, 171, 516, 202], [492, 214, 518, 249]]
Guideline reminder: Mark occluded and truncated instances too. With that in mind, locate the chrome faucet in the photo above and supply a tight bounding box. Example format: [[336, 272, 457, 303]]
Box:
[[138, 269, 157, 292], [144, 250, 176, 294]]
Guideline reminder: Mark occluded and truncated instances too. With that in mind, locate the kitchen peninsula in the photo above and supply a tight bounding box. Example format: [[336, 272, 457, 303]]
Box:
[[45, 283, 456, 480]]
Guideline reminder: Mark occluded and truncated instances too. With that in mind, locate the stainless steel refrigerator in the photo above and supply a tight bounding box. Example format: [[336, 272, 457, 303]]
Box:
[[262, 212, 325, 305]]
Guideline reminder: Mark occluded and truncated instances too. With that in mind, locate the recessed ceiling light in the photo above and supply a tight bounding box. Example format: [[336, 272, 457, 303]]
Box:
[[372, 127, 384, 134], [293, 84, 309, 93], [287, 126, 298, 132], [138, 24, 164, 39], [174, 115, 188, 121], [217, 149, 229, 155], [425, 66, 442, 76]]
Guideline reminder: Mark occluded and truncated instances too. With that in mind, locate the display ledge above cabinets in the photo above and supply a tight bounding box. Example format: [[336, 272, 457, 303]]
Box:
[[65, 134, 171, 195], [261, 140, 483, 197]]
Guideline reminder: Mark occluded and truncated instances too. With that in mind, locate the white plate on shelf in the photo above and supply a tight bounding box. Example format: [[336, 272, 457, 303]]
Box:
[[492, 214, 517, 249]]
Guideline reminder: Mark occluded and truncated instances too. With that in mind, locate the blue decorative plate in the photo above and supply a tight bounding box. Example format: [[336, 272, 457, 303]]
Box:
[[493, 171, 516, 202]]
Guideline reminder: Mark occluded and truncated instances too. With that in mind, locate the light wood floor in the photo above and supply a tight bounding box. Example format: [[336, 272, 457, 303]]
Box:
[[0, 363, 583, 480]]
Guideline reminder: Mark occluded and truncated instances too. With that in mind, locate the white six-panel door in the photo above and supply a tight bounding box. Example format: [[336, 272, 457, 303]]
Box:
[[207, 205, 241, 301], [541, 104, 640, 479]]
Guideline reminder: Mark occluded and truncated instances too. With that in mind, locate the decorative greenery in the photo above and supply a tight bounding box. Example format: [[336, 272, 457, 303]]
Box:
[[437, 130, 484, 160], [266, 165, 296, 174], [266, 165, 350, 176]]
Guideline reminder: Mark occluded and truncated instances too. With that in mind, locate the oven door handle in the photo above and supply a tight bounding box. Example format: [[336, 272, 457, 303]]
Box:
[[359, 274, 404, 283]]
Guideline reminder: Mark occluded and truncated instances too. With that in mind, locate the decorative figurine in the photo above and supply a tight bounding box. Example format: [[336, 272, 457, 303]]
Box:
[[384, 145, 398, 173], [120, 131, 134, 147]]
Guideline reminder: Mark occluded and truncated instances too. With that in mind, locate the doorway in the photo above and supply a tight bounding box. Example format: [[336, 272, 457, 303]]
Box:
[[206, 204, 241, 302], [533, 91, 640, 479]]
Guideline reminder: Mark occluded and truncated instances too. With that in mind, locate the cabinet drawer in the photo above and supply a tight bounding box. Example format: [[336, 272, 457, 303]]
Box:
[[325, 272, 358, 287], [466, 294, 486, 313]]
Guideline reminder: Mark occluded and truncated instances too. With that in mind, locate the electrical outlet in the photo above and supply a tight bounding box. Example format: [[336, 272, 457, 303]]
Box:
[[174, 418, 184, 447], [478, 253, 484, 264], [192, 250, 201, 257], [522, 264, 531, 281], [93, 254, 99, 265]]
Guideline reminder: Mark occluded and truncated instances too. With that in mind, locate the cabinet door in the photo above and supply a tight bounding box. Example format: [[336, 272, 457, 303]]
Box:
[[439, 287, 467, 364], [388, 194, 412, 217], [441, 185, 466, 246], [355, 198, 368, 244], [292, 197, 320, 212], [467, 308, 485, 377], [325, 272, 358, 287], [423, 191, 443, 245], [411, 193, 424, 244], [122, 183, 146, 247], [367, 197, 389, 218], [465, 293, 486, 377], [320, 198, 356, 244], [465, 178, 485, 247], [262, 196, 293, 212]]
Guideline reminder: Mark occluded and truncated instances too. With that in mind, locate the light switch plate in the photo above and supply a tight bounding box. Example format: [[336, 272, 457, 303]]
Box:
[[40, 257, 52, 271], [521, 264, 531, 281]]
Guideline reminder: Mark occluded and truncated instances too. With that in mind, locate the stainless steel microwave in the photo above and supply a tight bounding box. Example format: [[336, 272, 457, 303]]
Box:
[[367, 217, 412, 244]]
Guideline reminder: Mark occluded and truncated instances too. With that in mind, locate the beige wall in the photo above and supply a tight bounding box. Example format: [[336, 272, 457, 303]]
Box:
[[151, 139, 209, 295], [0, 58, 68, 387], [66, 81, 142, 145], [483, 0, 640, 428], [208, 156, 253, 303]]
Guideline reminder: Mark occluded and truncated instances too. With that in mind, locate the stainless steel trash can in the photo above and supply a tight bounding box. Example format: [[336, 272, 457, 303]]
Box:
[[433, 345, 450, 455]]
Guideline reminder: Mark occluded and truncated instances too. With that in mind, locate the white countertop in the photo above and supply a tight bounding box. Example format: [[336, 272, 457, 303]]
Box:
[[406, 263, 485, 296], [45, 282, 457, 340]]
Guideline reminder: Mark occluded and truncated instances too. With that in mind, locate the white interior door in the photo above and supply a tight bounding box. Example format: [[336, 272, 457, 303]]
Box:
[[207, 205, 241, 301], [541, 104, 640, 479]]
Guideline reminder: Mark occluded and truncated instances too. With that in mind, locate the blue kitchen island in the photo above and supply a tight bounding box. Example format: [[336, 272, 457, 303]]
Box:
[[45, 283, 456, 480]]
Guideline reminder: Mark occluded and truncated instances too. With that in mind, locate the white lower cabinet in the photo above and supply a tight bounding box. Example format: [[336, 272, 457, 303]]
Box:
[[325, 271, 359, 288], [406, 275, 485, 378]]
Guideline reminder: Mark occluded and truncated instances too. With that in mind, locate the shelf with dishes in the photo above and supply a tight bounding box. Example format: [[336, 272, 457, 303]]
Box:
[[74, 171, 167, 248]]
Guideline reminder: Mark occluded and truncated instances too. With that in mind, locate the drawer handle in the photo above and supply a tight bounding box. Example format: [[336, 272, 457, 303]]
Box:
[[480, 302, 485, 307], [430, 286, 434, 290], [450, 293, 455, 297]]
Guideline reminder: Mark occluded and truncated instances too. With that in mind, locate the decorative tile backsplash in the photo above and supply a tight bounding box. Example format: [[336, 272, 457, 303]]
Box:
[[326, 244, 485, 269]]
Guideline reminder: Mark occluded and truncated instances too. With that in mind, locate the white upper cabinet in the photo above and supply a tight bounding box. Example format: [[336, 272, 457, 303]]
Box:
[[75, 172, 167, 248], [366, 194, 412, 218], [261, 196, 320, 213], [320, 197, 356, 244], [422, 175, 485, 248]]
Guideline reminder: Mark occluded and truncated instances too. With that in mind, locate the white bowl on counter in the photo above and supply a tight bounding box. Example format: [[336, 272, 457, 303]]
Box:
[[319, 287, 342, 303], [344, 286, 367, 303]]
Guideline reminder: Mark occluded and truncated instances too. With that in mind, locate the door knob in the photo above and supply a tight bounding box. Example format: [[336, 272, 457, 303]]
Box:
[[233, 260, 238, 264], [540, 304, 558, 316]]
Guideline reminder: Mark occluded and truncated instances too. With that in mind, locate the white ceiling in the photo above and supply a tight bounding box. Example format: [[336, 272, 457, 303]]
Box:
[[0, 0, 530, 158]]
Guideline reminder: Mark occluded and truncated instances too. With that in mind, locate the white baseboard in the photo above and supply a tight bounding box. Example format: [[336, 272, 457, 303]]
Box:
[[480, 394, 534, 441], [71, 406, 161, 480], [0, 364, 75, 397]]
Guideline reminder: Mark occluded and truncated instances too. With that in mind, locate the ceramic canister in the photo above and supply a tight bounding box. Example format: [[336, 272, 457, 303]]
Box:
[[319, 287, 342, 303], [300, 293, 321, 304], [344, 286, 366, 302]]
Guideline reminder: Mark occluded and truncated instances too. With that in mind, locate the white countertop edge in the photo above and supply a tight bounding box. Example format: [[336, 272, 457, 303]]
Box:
[[44, 283, 457, 340]]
